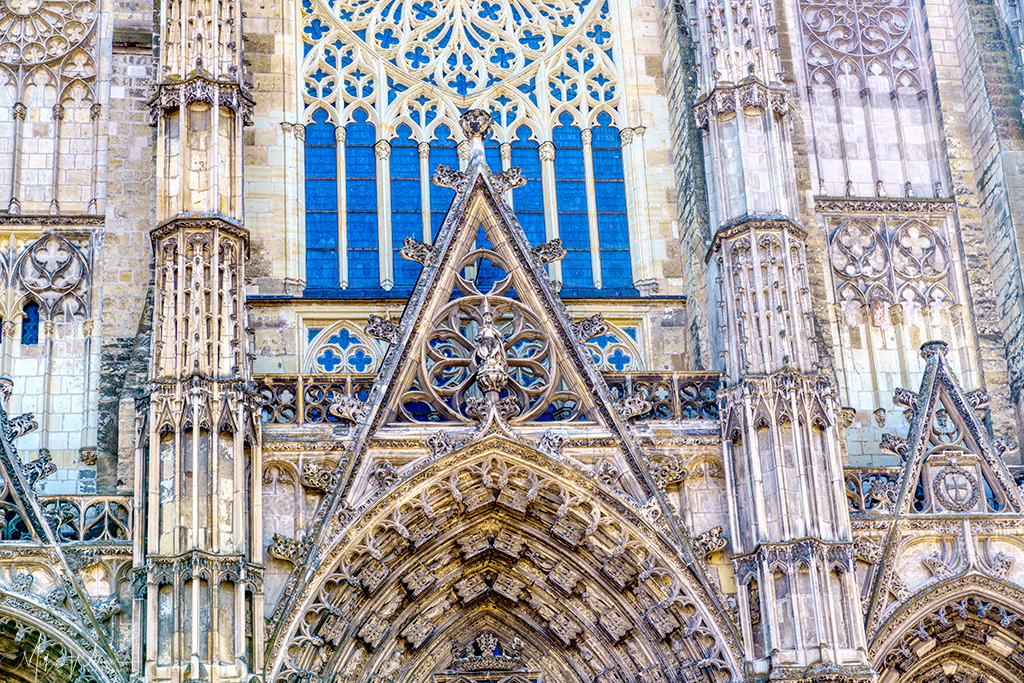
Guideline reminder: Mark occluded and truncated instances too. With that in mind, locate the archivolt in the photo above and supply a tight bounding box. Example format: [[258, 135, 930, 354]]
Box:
[[268, 436, 741, 682], [0, 587, 119, 683], [871, 577, 1024, 683]]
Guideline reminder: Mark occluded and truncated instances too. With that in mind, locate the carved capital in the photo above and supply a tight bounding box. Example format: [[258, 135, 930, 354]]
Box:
[[538, 141, 556, 162]]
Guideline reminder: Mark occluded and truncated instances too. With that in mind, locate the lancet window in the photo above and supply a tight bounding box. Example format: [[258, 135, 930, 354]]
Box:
[[300, 0, 636, 295]]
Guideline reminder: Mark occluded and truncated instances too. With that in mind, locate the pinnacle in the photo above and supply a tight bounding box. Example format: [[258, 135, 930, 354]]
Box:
[[460, 109, 493, 171]]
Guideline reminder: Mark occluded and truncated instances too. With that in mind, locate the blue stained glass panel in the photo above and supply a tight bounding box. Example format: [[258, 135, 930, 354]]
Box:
[[347, 212, 378, 248], [597, 212, 629, 247], [305, 109, 339, 287], [511, 126, 545, 246], [600, 250, 632, 286], [557, 180, 587, 212], [561, 249, 592, 284], [345, 111, 379, 288], [347, 249, 379, 283], [306, 212, 338, 248], [306, 179, 336, 211], [391, 126, 423, 288], [305, 250, 338, 286], [429, 125, 459, 236], [591, 116, 632, 287], [305, 145, 336, 177], [21, 303, 38, 345]]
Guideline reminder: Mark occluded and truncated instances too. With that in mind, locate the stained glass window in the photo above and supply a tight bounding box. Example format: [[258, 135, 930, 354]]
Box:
[[301, 0, 637, 296], [21, 302, 39, 345]]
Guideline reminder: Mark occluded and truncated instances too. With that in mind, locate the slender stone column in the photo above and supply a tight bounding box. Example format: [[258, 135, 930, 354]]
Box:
[[688, 0, 873, 676], [136, 0, 262, 679]]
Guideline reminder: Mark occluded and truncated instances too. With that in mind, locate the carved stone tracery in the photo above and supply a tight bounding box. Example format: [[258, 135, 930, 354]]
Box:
[[397, 253, 581, 423]]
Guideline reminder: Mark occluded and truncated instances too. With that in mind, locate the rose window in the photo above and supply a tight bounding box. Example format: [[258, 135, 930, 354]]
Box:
[[0, 0, 97, 66]]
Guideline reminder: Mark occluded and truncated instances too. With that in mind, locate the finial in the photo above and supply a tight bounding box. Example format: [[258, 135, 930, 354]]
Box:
[[460, 110, 493, 169], [920, 340, 948, 359]]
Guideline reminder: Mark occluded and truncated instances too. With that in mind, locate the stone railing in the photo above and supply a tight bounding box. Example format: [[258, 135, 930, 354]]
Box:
[[254, 372, 722, 425], [846, 466, 1024, 515], [36, 495, 132, 543], [844, 467, 903, 514]]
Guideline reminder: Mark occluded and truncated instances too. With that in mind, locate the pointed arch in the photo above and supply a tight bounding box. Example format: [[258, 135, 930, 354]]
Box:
[[267, 436, 741, 682], [0, 582, 123, 683], [871, 576, 1024, 683]]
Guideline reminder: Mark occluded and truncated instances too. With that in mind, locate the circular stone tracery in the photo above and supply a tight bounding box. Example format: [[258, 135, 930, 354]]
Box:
[[0, 0, 96, 66], [311, 0, 605, 97]]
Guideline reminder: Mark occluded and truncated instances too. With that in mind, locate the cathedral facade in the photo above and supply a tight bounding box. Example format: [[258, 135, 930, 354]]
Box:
[[3, 0, 1024, 681]]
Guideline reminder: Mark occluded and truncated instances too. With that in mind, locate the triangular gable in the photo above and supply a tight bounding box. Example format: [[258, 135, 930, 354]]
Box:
[[372, 148, 605, 426], [885, 341, 1023, 515], [317, 110, 676, 527]]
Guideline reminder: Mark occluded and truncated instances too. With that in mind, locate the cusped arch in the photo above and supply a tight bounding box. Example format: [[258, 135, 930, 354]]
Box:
[[268, 436, 742, 682]]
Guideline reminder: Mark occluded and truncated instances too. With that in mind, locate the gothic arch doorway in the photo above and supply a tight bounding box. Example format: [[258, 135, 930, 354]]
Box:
[[870, 579, 1024, 683], [268, 436, 740, 682]]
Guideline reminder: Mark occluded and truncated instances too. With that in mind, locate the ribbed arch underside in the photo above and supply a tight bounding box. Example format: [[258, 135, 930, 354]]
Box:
[[872, 586, 1024, 683], [271, 439, 739, 682], [893, 643, 1023, 683], [0, 610, 108, 683]]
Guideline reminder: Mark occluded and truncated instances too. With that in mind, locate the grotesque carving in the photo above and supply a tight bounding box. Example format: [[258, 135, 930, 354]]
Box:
[[880, 433, 910, 461], [301, 462, 342, 493], [530, 238, 568, 266], [7, 413, 37, 440], [268, 533, 308, 564], [615, 394, 651, 420], [490, 167, 526, 193], [399, 237, 433, 265], [432, 165, 469, 192], [693, 526, 728, 562]]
